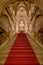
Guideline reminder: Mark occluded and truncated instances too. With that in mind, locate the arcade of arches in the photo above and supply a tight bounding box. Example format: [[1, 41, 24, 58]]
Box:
[[0, 0, 43, 65]]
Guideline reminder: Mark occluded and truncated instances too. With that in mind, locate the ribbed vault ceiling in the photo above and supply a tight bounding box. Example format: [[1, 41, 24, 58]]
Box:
[[8, 1, 31, 15], [0, 0, 43, 13]]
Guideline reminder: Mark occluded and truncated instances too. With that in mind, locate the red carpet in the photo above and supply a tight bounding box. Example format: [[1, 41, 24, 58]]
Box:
[[4, 32, 40, 65]]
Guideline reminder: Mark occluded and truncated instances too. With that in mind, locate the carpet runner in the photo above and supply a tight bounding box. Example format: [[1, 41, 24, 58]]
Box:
[[4, 32, 40, 65]]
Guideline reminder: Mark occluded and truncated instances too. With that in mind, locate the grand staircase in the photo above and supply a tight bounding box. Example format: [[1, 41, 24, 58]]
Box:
[[4, 32, 40, 65]]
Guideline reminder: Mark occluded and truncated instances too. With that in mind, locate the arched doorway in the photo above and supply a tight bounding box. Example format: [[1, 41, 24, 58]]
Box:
[[16, 5, 28, 33]]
